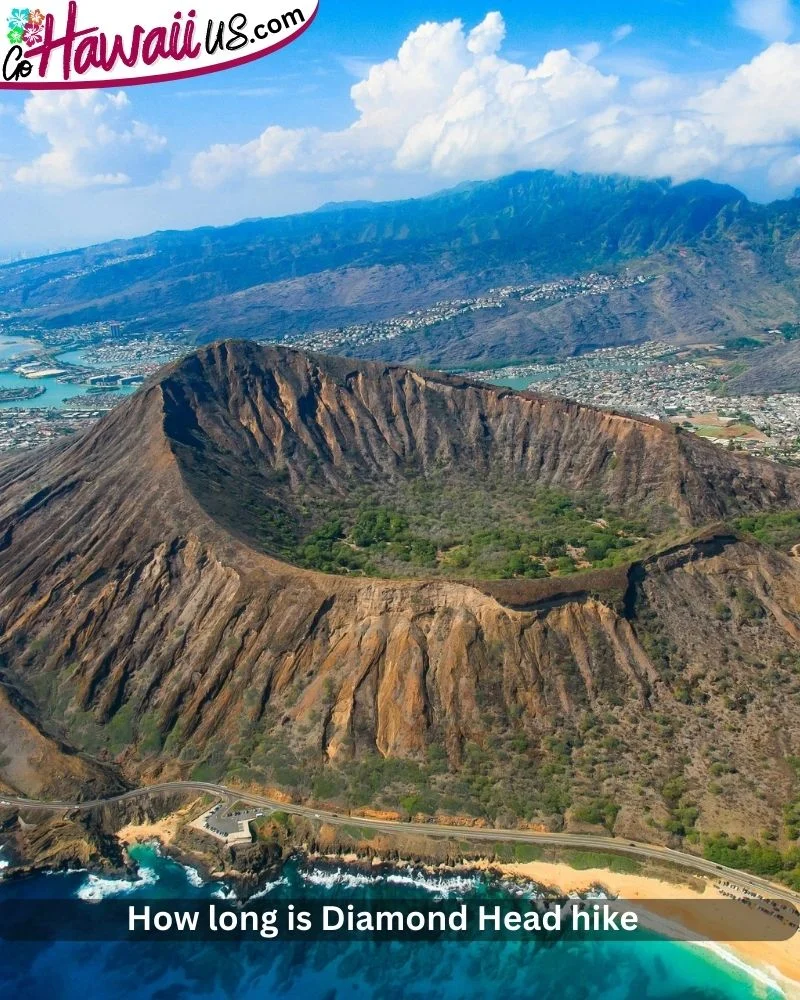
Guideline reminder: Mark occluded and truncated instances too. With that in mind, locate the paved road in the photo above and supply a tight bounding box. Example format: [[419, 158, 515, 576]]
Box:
[[2, 780, 799, 905]]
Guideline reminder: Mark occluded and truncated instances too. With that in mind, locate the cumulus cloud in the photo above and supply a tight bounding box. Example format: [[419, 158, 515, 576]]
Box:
[[734, 0, 794, 42], [192, 13, 616, 187], [190, 10, 800, 196], [15, 92, 168, 189], [691, 43, 800, 145]]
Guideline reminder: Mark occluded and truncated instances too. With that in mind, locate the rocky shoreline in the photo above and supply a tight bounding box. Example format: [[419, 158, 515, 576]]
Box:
[[0, 789, 684, 896], [0, 791, 481, 893], [4, 793, 800, 996]]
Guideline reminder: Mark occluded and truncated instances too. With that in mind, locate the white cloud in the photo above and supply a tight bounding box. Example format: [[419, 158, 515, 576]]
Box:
[[14, 92, 168, 189], [192, 13, 617, 187], [466, 9, 506, 55], [734, 0, 794, 42], [691, 43, 800, 145], [395, 47, 617, 177], [575, 25, 634, 71], [190, 10, 800, 197], [629, 74, 690, 103]]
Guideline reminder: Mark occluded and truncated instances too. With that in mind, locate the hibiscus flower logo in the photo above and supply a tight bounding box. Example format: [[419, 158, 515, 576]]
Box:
[[6, 7, 46, 48], [23, 16, 42, 45], [6, 7, 30, 31]]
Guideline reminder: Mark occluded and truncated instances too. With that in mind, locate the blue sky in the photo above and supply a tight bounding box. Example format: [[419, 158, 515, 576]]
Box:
[[2, 0, 800, 254]]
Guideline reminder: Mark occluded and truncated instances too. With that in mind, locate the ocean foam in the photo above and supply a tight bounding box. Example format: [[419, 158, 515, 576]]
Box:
[[498, 877, 545, 899], [300, 867, 377, 890], [182, 865, 205, 888], [299, 864, 482, 898], [211, 886, 237, 901], [76, 866, 158, 901], [249, 876, 290, 900], [687, 940, 786, 998], [384, 868, 480, 898], [635, 903, 786, 997]]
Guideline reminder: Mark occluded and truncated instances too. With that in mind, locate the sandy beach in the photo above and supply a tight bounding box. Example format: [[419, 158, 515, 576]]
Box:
[[493, 860, 800, 998], [116, 801, 200, 848], [115, 805, 799, 996]]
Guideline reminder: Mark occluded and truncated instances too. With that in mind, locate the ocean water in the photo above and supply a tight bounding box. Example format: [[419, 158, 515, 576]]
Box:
[[0, 846, 785, 999], [0, 348, 137, 410], [0, 370, 90, 409], [54, 349, 102, 368]]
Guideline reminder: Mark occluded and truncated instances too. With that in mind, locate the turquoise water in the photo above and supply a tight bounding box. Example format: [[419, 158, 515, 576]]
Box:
[[0, 349, 135, 410], [492, 376, 538, 391], [55, 348, 100, 368], [473, 372, 552, 391], [0, 846, 783, 999], [0, 370, 89, 409]]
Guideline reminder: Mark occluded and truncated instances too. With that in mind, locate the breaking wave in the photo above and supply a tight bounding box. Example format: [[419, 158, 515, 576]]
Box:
[[76, 866, 159, 901], [249, 876, 290, 900], [183, 865, 205, 888], [212, 886, 238, 901], [384, 868, 481, 897], [299, 867, 377, 890]]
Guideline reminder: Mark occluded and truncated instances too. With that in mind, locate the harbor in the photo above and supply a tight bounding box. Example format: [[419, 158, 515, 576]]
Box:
[[0, 333, 187, 449]]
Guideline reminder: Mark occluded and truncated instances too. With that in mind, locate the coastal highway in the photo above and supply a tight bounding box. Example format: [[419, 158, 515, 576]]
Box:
[[2, 780, 799, 906]]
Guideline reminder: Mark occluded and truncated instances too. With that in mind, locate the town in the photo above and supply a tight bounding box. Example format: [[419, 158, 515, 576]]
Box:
[[0, 328, 191, 451], [2, 316, 800, 462], [296, 272, 652, 355], [470, 343, 800, 462]]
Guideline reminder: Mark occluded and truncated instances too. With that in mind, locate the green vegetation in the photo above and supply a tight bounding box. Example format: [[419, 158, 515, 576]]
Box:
[[190, 761, 224, 782], [339, 824, 375, 841], [293, 519, 372, 575], [778, 323, 800, 342], [105, 704, 135, 756], [138, 712, 163, 755], [284, 478, 659, 580], [561, 850, 642, 875], [489, 842, 545, 863], [724, 336, 763, 352], [702, 834, 800, 889], [571, 797, 621, 832], [733, 586, 765, 622], [508, 843, 544, 863], [735, 510, 800, 552], [252, 810, 293, 842], [224, 719, 585, 826], [784, 757, 800, 842]]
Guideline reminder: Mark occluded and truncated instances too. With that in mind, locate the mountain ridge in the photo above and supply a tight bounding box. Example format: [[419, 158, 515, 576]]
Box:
[[3, 169, 791, 365]]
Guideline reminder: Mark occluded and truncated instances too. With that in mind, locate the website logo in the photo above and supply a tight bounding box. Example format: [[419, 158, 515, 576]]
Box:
[[1, 1, 318, 89]]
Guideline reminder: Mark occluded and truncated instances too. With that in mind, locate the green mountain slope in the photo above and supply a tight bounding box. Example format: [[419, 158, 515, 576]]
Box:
[[4, 170, 800, 365]]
